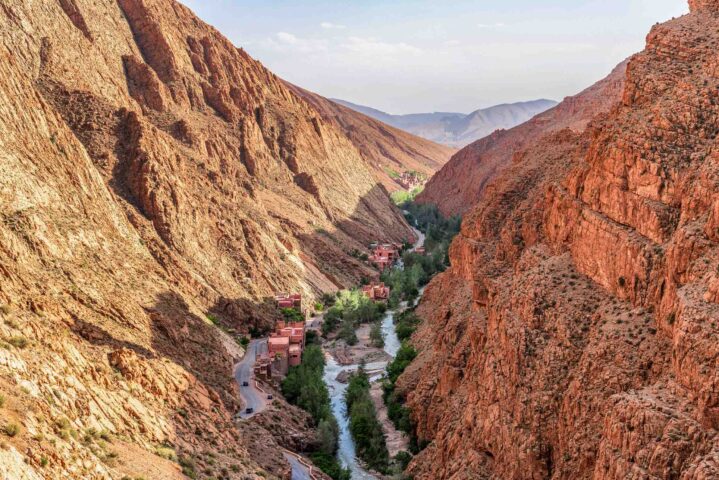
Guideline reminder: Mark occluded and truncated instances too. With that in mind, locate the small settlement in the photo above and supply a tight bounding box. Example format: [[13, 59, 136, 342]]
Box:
[[368, 242, 401, 272], [254, 293, 307, 381]]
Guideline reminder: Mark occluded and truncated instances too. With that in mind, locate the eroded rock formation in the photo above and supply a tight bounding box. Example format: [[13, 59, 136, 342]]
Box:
[[0, 0, 442, 477], [400, 4, 719, 479]]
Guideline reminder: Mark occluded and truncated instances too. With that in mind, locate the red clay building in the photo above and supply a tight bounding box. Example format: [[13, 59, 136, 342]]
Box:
[[369, 243, 400, 271], [275, 292, 302, 310], [267, 320, 307, 375], [362, 282, 391, 301]]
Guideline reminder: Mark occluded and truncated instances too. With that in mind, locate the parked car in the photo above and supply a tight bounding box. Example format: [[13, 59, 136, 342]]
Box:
[[245, 407, 254, 414], [242, 381, 249, 387], [267, 394, 273, 400]]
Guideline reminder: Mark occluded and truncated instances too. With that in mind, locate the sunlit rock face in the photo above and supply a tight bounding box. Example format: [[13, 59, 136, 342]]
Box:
[[399, 2, 719, 479], [0, 0, 442, 477]]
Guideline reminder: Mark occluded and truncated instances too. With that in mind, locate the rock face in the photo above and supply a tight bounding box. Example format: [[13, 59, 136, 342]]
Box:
[[418, 61, 627, 216], [0, 0, 432, 478], [400, 4, 719, 480], [288, 84, 455, 192]]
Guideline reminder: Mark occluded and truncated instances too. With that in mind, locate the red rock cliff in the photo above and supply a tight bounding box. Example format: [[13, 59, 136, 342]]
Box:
[[400, 4, 719, 479], [0, 0, 432, 477], [419, 60, 627, 217]]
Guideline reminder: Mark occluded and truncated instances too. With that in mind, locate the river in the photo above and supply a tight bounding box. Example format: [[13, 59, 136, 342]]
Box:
[[322, 225, 426, 479]]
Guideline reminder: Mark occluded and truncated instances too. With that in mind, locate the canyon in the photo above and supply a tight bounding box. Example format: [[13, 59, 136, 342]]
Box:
[[3, 0, 719, 479], [0, 0, 450, 478], [399, 1, 719, 479]]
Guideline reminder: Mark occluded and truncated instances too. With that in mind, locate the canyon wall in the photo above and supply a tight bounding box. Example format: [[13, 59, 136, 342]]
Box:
[[288, 84, 455, 192], [0, 0, 435, 477], [419, 60, 627, 217], [400, 3, 719, 479]]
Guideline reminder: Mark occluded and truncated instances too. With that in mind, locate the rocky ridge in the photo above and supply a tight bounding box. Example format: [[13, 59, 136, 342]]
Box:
[[0, 0, 433, 478], [399, 3, 719, 479], [419, 60, 627, 216], [288, 84, 455, 192]]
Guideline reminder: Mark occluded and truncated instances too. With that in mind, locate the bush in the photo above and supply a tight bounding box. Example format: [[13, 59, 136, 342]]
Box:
[[281, 307, 304, 322], [0, 394, 5, 408], [4, 422, 19, 437], [7, 336, 28, 349], [394, 450, 413, 470], [370, 322, 384, 348], [309, 452, 351, 480], [238, 336, 250, 348]]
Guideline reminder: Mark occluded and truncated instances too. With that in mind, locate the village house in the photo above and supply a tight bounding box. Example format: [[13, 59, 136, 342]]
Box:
[[362, 282, 391, 301], [368, 243, 400, 271], [266, 315, 307, 375], [275, 292, 302, 311]]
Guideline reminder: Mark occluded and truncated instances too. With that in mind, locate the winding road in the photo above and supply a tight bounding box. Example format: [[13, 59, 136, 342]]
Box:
[[234, 339, 268, 419]]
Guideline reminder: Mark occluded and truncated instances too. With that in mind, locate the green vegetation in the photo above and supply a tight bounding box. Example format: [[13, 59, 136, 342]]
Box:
[[4, 422, 19, 437], [390, 185, 424, 206], [345, 367, 390, 473], [382, 342, 419, 452], [380, 202, 461, 307], [0, 393, 5, 408], [394, 310, 421, 342], [369, 321, 384, 348], [321, 290, 386, 345], [282, 345, 350, 480], [7, 336, 28, 349], [280, 307, 304, 323], [238, 336, 250, 348]]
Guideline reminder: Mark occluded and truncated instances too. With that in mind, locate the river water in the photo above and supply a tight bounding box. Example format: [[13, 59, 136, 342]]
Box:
[[321, 226, 426, 479]]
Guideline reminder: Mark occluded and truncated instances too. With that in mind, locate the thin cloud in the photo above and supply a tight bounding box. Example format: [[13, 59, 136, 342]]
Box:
[[477, 22, 506, 28], [262, 32, 328, 54], [444, 40, 461, 46], [341, 36, 423, 57], [321, 21, 346, 30]]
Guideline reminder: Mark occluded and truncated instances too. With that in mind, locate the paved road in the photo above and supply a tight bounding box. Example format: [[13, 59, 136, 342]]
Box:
[[234, 339, 268, 419], [283, 452, 313, 480]]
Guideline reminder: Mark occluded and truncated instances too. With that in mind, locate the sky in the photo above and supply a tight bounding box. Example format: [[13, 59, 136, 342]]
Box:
[[179, 0, 688, 114]]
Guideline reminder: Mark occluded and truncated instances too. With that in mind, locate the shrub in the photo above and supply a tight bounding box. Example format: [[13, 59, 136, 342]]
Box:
[[4, 423, 19, 437], [0, 394, 5, 408], [7, 336, 28, 349], [238, 336, 250, 348], [370, 322, 384, 348]]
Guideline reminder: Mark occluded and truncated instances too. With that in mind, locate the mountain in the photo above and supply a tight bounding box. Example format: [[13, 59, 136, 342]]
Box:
[[0, 0, 442, 477], [398, 2, 719, 479], [334, 98, 558, 147], [418, 61, 627, 216], [288, 85, 455, 192]]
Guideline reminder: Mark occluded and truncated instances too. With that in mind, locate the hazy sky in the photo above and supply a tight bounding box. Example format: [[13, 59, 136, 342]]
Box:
[[179, 0, 688, 114]]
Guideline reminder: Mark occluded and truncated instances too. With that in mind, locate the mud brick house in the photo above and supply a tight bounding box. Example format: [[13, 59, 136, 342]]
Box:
[[362, 282, 391, 301], [369, 243, 400, 271]]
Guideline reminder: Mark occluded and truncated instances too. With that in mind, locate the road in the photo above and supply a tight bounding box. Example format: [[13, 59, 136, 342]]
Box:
[[283, 452, 313, 480], [234, 339, 268, 419]]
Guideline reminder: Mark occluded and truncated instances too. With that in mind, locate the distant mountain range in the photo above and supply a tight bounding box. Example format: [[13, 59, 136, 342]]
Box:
[[332, 98, 558, 147]]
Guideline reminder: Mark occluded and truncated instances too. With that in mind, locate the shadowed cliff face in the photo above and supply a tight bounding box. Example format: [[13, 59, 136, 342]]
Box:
[[401, 4, 719, 480], [0, 0, 419, 477]]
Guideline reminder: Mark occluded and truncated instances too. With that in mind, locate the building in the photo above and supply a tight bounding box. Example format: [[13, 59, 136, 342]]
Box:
[[275, 292, 302, 311], [369, 243, 400, 271], [362, 282, 391, 301], [267, 320, 307, 375]]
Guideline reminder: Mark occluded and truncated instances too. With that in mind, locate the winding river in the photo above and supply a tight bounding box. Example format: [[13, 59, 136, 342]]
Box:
[[322, 226, 425, 479]]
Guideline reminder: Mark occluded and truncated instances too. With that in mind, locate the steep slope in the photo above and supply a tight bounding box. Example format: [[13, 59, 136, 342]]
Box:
[[334, 98, 557, 147], [419, 61, 627, 216], [0, 0, 414, 478], [288, 85, 455, 192], [399, 3, 719, 479]]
